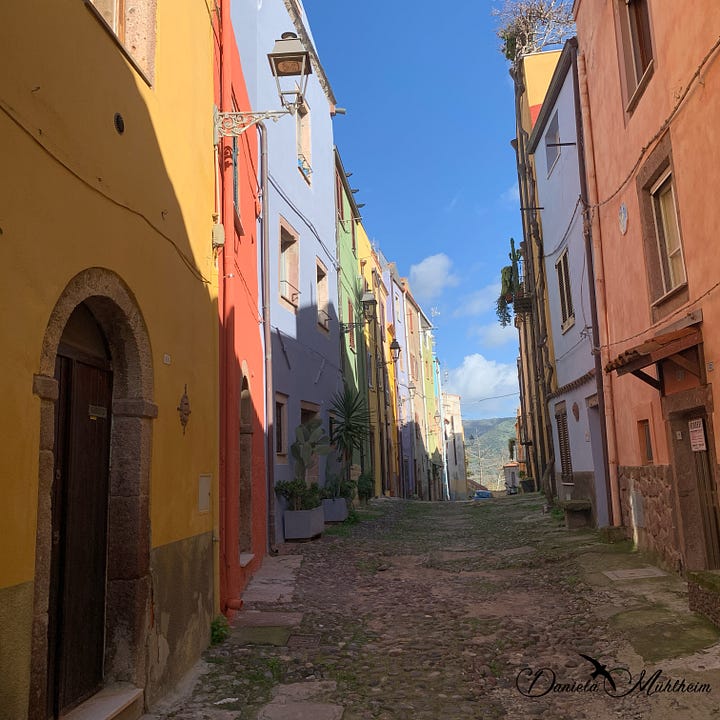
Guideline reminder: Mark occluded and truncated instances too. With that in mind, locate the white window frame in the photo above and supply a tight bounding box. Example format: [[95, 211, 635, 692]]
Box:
[[651, 170, 686, 296]]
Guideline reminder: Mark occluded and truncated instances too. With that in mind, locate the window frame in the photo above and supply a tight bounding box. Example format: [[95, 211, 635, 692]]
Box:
[[615, 0, 654, 113], [651, 170, 686, 297], [316, 258, 329, 332], [556, 249, 575, 333], [275, 393, 288, 462], [636, 134, 688, 320], [85, 0, 156, 85], [296, 99, 312, 184], [279, 218, 300, 311], [545, 111, 561, 176], [637, 419, 654, 465]]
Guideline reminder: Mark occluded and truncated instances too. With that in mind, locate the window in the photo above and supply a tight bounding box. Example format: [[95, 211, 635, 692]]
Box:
[[367, 351, 374, 388], [555, 402, 573, 484], [638, 419, 653, 465], [335, 171, 345, 221], [616, 0, 653, 108], [91, 0, 124, 35], [300, 403, 320, 483], [545, 111, 560, 174], [296, 101, 312, 183], [556, 249, 574, 331], [87, 0, 156, 83], [316, 259, 329, 331], [275, 394, 288, 459], [279, 220, 299, 308], [347, 301, 356, 351], [651, 172, 685, 295]]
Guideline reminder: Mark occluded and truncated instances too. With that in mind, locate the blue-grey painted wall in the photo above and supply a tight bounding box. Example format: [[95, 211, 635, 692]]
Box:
[[234, 0, 342, 541]]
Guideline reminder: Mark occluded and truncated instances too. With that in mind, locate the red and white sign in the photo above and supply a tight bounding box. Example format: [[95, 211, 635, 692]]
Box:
[[688, 419, 706, 452]]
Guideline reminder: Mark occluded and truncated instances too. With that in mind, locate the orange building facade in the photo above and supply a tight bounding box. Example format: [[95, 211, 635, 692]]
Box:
[[574, 0, 720, 570], [214, 2, 268, 612]]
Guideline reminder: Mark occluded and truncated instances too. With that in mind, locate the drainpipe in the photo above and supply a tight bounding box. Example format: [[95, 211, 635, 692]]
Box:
[[219, 0, 232, 612], [571, 43, 614, 527], [511, 66, 551, 497], [258, 121, 277, 552], [577, 51, 621, 526]]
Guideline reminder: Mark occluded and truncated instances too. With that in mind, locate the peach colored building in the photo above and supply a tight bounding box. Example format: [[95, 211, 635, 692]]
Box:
[[574, 0, 720, 570]]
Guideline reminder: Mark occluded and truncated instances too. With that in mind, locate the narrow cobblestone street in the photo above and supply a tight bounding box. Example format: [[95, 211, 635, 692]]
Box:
[[145, 496, 720, 720]]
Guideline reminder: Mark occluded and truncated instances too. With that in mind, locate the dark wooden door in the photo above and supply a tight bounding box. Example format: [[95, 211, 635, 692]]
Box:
[[691, 418, 720, 569], [48, 352, 112, 717]]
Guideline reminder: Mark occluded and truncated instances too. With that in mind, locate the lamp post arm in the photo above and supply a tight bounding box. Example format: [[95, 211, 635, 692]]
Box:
[[214, 107, 293, 144]]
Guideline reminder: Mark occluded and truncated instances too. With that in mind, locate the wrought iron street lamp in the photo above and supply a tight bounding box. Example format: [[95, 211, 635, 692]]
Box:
[[340, 292, 378, 333], [214, 32, 312, 143]]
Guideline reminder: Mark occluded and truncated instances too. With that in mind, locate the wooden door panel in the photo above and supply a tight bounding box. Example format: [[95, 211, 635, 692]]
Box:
[[54, 359, 112, 714]]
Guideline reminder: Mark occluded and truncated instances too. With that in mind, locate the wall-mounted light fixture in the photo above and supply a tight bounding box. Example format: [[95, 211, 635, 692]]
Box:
[[214, 32, 311, 143], [340, 292, 377, 333]]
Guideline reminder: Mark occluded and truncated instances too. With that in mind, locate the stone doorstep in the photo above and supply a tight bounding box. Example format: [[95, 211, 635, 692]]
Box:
[[62, 684, 143, 720], [602, 567, 668, 581]]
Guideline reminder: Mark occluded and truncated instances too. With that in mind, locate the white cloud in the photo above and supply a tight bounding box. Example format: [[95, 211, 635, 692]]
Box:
[[444, 353, 519, 419], [472, 323, 518, 348], [452, 283, 500, 317], [500, 183, 520, 205], [409, 253, 459, 302]]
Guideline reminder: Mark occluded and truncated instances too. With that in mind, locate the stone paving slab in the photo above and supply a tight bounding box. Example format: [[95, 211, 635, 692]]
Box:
[[603, 566, 668, 580], [241, 556, 302, 604], [258, 702, 343, 720], [231, 626, 292, 646], [233, 610, 303, 627]]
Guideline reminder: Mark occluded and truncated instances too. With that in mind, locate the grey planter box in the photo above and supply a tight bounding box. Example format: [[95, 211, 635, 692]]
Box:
[[322, 498, 349, 523], [283, 506, 324, 540]]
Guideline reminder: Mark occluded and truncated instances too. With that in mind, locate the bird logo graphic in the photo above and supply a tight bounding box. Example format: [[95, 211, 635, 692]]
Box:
[[579, 653, 617, 691]]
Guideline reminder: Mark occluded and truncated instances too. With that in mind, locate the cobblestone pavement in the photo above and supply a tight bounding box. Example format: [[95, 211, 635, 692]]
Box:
[[145, 495, 720, 720]]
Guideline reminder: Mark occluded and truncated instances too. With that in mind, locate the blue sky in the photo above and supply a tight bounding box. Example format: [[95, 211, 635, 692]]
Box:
[[302, 0, 523, 420]]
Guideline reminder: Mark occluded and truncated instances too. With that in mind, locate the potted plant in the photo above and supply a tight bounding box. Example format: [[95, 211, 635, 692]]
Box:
[[357, 471, 374, 506], [322, 386, 370, 521], [276, 419, 332, 540], [320, 470, 356, 522]]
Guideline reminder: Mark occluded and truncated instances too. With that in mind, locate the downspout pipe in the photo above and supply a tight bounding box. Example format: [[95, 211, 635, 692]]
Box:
[[258, 121, 277, 552], [577, 51, 621, 526], [219, 0, 232, 611], [571, 42, 614, 527]]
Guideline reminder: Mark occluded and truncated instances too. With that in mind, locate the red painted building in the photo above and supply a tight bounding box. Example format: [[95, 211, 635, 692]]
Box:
[[214, 1, 267, 612]]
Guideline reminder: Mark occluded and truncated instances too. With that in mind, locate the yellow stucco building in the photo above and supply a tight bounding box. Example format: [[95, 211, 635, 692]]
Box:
[[0, 1, 219, 717]]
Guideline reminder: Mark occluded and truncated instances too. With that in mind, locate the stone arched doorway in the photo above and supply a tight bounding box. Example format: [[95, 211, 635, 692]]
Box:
[[30, 268, 155, 719]]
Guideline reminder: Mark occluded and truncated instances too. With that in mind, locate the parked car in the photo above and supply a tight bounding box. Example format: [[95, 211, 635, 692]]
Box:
[[471, 489, 493, 500]]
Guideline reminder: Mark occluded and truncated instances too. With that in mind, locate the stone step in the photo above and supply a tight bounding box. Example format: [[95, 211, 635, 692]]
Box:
[[62, 684, 143, 720]]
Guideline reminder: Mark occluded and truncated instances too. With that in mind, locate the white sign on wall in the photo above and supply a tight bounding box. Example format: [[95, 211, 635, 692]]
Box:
[[688, 419, 707, 452]]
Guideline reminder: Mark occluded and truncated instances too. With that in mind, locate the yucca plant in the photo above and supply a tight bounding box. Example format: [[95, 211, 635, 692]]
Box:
[[330, 385, 370, 493]]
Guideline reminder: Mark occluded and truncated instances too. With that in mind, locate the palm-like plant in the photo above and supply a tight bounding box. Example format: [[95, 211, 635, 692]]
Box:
[[330, 385, 370, 491]]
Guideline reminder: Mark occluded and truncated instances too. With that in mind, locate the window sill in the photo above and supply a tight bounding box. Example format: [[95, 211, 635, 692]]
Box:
[[276, 453, 288, 465], [279, 296, 298, 313], [561, 315, 576, 334], [625, 60, 654, 115], [651, 282, 688, 309]]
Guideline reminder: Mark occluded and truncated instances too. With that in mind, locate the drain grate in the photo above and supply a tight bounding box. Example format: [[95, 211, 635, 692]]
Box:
[[287, 634, 321, 649]]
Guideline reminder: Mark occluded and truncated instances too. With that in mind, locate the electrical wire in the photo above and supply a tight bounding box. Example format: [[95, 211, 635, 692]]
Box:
[[268, 173, 339, 269], [0, 98, 212, 285], [587, 33, 720, 212]]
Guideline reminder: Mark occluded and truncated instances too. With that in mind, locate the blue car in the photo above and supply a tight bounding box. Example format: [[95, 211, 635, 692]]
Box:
[[471, 489, 493, 500]]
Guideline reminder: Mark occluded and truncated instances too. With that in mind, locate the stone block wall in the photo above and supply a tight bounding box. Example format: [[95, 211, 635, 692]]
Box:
[[618, 465, 682, 571], [688, 572, 720, 628]]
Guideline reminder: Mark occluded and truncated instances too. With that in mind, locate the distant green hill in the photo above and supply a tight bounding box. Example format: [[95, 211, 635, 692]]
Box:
[[463, 417, 516, 492]]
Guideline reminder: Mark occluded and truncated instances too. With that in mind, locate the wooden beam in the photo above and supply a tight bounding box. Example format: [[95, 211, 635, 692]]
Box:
[[631, 369, 661, 390], [667, 353, 701, 377]]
